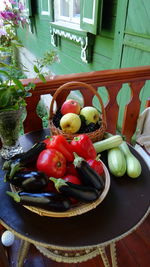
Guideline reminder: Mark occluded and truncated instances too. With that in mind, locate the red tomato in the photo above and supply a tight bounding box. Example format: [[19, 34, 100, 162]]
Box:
[[87, 159, 104, 176], [36, 148, 66, 178]]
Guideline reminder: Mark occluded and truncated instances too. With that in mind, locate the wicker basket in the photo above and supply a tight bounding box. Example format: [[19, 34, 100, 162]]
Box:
[[49, 81, 107, 142], [10, 161, 110, 218]]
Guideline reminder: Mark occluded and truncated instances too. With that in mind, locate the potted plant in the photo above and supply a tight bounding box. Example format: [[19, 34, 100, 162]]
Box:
[[0, 1, 27, 158], [0, 49, 59, 159], [0, 1, 59, 159]]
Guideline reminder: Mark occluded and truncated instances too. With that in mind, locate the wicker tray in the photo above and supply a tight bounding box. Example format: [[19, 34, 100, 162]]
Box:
[[49, 81, 107, 142], [10, 161, 110, 218]]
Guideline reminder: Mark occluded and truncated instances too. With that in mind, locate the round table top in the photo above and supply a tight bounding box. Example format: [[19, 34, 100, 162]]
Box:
[[0, 129, 150, 249]]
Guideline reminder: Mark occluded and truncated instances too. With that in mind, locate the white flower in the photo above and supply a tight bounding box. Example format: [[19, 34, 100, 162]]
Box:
[[0, 27, 7, 37]]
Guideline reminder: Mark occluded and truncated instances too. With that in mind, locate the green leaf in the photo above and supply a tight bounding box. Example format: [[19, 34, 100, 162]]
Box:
[[0, 70, 10, 78], [0, 62, 9, 68], [33, 65, 40, 73], [0, 88, 12, 107], [38, 74, 46, 83], [12, 79, 24, 90], [28, 82, 35, 89], [25, 92, 32, 97], [25, 83, 35, 91]]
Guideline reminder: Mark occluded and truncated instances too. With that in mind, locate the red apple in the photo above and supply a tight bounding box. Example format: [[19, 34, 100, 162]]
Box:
[[61, 99, 81, 115]]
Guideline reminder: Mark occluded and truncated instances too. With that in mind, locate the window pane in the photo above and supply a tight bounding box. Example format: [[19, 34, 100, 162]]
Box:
[[54, 0, 80, 24], [83, 0, 93, 20], [60, 0, 69, 17], [73, 0, 80, 18]]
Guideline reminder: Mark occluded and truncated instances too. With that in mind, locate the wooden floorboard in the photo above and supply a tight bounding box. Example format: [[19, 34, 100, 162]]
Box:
[[0, 214, 150, 267]]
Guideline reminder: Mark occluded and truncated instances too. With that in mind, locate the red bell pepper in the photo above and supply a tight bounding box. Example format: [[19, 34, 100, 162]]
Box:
[[43, 135, 74, 162], [70, 134, 97, 160], [87, 159, 104, 176]]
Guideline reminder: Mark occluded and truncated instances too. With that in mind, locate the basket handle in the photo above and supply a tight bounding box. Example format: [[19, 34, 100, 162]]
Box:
[[49, 81, 107, 127]]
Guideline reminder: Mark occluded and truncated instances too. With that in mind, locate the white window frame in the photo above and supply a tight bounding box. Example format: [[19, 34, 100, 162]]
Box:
[[41, 0, 50, 16], [54, 0, 80, 24]]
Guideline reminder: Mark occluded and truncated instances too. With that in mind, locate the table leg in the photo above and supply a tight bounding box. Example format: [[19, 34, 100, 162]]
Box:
[[98, 247, 111, 267], [16, 240, 30, 267], [0, 241, 9, 267], [110, 242, 118, 267]]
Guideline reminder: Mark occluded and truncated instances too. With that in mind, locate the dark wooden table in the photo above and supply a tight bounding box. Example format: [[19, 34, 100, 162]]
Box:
[[0, 129, 150, 265]]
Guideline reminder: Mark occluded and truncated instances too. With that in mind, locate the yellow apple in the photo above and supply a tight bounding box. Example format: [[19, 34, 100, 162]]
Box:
[[60, 113, 81, 134], [80, 106, 99, 125]]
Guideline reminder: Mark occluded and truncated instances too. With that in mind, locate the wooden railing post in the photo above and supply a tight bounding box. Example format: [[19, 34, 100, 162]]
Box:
[[23, 95, 43, 133]]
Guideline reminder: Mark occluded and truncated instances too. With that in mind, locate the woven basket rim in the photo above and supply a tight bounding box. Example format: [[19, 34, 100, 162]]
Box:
[[10, 161, 110, 218], [49, 118, 106, 141]]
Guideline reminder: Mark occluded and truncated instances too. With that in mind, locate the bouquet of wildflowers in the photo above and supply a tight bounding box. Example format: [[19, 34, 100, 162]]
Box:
[[0, 0, 27, 28], [0, 0, 27, 47]]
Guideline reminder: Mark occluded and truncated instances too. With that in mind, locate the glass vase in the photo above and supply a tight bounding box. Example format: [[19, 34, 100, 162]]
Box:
[[0, 108, 25, 160]]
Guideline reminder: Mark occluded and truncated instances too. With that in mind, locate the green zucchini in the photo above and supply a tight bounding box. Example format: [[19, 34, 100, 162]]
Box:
[[108, 147, 126, 177], [119, 141, 141, 178], [93, 135, 123, 153]]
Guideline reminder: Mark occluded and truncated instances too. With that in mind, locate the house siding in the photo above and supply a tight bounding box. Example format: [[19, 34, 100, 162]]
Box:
[[17, 0, 116, 75]]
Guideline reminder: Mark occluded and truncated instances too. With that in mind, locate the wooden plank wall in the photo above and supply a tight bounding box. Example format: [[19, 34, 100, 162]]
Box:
[[113, 0, 150, 129]]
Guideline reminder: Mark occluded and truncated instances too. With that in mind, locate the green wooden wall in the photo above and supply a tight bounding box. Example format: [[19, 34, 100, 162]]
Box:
[[17, 0, 117, 74], [114, 0, 150, 128], [17, 13, 51, 57], [17, 0, 150, 77]]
